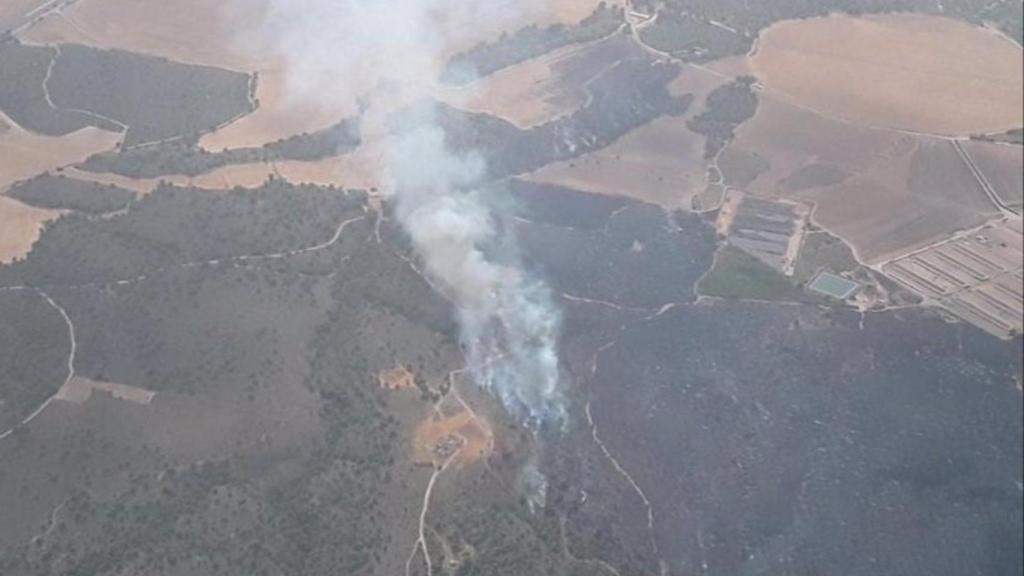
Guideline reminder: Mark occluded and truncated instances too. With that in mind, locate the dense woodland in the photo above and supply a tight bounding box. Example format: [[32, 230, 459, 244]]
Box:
[[5, 174, 137, 214], [0, 38, 252, 145], [80, 117, 362, 178]]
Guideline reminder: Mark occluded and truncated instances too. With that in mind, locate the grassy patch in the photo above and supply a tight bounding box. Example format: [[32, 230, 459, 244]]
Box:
[[698, 244, 805, 301], [793, 230, 859, 283]]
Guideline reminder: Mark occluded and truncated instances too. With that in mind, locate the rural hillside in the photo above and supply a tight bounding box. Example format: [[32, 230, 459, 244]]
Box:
[[1, 1, 1021, 575]]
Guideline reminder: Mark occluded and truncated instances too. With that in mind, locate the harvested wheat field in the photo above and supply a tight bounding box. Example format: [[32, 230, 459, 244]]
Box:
[[798, 139, 999, 263], [0, 196, 61, 264], [447, 41, 599, 128], [0, 123, 121, 190], [525, 115, 708, 209], [751, 14, 1024, 135], [450, 33, 644, 128], [727, 94, 1001, 263], [20, 0, 259, 69], [729, 95, 902, 195]]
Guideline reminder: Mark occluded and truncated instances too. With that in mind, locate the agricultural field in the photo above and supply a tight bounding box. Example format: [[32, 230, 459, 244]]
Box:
[[961, 140, 1024, 211], [632, 0, 1021, 62], [524, 114, 707, 209], [725, 93, 1003, 263], [0, 197, 61, 264], [0, 0, 51, 33], [451, 32, 645, 128], [0, 108, 122, 192], [749, 14, 1023, 136]]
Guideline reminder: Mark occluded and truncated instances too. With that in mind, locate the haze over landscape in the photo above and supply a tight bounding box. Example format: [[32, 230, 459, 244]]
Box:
[[0, 0, 1022, 575]]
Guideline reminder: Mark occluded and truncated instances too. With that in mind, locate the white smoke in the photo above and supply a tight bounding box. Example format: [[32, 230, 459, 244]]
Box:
[[245, 0, 567, 428]]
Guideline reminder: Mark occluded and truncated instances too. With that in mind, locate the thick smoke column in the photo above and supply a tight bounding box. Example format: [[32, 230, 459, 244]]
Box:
[[249, 0, 566, 427], [389, 118, 565, 427]]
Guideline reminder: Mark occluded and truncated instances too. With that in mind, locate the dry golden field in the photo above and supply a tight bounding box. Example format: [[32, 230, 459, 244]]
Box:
[[750, 14, 1023, 136], [0, 196, 61, 264], [525, 115, 708, 209], [0, 115, 123, 262], [726, 94, 1001, 263], [0, 119, 121, 191]]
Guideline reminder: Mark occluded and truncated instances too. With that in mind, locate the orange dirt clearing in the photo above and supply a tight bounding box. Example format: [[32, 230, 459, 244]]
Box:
[[413, 408, 492, 467], [750, 14, 1024, 136]]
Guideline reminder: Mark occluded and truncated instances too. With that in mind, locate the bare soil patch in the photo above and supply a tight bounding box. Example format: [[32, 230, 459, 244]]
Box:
[[412, 409, 491, 467], [750, 14, 1024, 135], [55, 376, 156, 405]]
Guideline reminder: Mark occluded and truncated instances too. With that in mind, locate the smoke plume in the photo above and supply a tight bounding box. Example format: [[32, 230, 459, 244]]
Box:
[[247, 0, 567, 428]]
